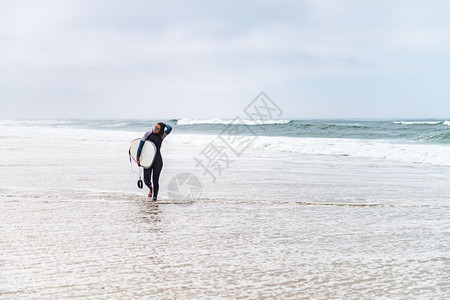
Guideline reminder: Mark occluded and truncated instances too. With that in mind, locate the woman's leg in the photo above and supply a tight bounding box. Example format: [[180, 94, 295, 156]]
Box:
[[144, 167, 153, 197], [152, 160, 163, 200]]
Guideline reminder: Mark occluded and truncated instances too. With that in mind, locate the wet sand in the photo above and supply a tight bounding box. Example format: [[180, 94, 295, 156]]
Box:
[[1, 124, 449, 298]]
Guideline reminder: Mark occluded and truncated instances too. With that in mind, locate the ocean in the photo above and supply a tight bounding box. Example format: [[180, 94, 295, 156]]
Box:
[[9, 118, 449, 144], [1, 118, 449, 298]]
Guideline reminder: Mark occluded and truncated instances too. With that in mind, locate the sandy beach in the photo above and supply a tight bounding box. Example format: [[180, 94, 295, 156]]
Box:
[[1, 122, 449, 298]]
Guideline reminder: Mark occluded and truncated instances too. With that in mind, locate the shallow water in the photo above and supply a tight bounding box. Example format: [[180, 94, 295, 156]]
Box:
[[1, 124, 449, 298]]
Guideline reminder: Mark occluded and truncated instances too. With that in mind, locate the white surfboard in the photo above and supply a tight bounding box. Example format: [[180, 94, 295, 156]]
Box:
[[129, 138, 157, 169]]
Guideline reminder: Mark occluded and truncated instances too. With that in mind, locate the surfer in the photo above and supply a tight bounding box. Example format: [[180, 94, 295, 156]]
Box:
[[136, 122, 172, 200]]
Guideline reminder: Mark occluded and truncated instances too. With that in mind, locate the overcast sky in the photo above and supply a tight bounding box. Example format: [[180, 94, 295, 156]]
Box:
[[1, 0, 449, 119]]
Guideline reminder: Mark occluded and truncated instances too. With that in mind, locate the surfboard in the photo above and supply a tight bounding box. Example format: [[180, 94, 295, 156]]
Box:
[[129, 138, 157, 169]]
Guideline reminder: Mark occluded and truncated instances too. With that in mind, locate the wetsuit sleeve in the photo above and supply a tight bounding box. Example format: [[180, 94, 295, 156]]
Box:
[[162, 124, 172, 140], [137, 131, 152, 159]]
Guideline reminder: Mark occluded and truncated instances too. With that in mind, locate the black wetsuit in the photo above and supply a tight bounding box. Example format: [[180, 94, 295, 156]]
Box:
[[137, 124, 172, 200], [144, 132, 163, 198]]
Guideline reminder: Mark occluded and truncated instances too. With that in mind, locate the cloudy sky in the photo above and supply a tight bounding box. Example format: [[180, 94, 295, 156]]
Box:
[[1, 0, 449, 119]]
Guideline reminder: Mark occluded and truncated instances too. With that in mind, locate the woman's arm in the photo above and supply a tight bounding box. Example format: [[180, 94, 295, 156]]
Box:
[[162, 124, 172, 140], [136, 131, 152, 160]]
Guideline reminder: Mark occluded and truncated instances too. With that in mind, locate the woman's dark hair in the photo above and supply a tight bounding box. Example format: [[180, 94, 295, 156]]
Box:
[[157, 122, 166, 137]]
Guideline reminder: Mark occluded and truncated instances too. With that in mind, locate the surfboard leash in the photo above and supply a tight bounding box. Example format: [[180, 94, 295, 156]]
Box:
[[129, 149, 144, 189]]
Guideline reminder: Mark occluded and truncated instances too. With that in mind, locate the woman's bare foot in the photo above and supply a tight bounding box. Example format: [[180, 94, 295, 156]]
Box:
[[148, 189, 153, 198]]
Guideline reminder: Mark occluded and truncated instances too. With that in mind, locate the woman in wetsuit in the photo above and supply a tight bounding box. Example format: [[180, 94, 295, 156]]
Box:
[[136, 122, 172, 200]]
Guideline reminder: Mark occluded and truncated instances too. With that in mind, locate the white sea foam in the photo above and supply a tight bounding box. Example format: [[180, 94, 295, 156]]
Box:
[[102, 122, 129, 128], [444, 120, 450, 126], [176, 118, 291, 126], [258, 136, 450, 166], [171, 133, 450, 167], [0, 119, 76, 126], [394, 121, 441, 125]]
